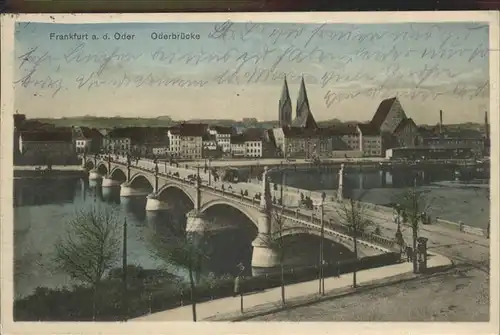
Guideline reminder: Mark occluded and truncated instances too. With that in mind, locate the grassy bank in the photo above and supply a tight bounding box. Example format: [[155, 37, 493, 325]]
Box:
[[15, 253, 400, 321]]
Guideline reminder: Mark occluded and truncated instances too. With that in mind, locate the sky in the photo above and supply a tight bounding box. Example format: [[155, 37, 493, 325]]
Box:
[[12, 21, 489, 124]]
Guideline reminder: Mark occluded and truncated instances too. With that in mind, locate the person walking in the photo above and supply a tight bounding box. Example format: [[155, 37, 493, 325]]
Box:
[[234, 262, 244, 298]]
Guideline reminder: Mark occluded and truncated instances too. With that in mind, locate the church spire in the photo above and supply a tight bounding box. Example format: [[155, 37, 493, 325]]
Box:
[[296, 76, 310, 120], [292, 76, 317, 129], [278, 76, 292, 127]]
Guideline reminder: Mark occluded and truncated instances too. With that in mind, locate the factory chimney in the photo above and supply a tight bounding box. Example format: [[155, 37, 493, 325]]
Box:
[[439, 110, 443, 135], [484, 110, 489, 140]]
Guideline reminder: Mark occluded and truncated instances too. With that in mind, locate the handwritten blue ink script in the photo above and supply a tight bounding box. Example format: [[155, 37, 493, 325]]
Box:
[[14, 21, 489, 123]]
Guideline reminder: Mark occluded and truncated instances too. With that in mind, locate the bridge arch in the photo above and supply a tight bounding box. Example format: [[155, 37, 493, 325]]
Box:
[[96, 163, 108, 176], [129, 173, 154, 191], [157, 184, 195, 206], [199, 199, 259, 228], [278, 227, 366, 257], [275, 231, 357, 266], [110, 167, 127, 183], [85, 160, 95, 170]]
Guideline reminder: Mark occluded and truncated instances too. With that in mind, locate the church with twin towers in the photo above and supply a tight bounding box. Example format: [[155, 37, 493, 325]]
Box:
[[278, 76, 318, 130]]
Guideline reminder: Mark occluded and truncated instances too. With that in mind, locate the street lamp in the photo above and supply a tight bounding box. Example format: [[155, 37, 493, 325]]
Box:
[[394, 204, 404, 255], [318, 191, 326, 295], [279, 162, 286, 206], [208, 158, 212, 186], [107, 150, 112, 173]]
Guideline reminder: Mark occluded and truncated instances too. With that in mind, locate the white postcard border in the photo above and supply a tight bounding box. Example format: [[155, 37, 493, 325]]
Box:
[[1, 11, 499, 335]]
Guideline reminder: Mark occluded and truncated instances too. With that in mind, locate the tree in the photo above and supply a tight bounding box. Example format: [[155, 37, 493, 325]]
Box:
[[335, 196, 373, 288], [52, 207, 122, 320], [396, 180, 433, 273], [268, 204, 289, 307], [147, 212, 212, 322]]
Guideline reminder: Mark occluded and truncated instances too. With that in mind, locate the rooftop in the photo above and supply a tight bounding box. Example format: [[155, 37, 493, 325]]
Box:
[[357, 122, 381, 136], [211, 125, 234, 135], [371, 97, 398, 129], [231, 134, 246, 144]]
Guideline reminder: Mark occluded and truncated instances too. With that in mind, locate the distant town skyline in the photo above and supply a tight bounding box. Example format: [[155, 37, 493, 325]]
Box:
[[13, 21, 489, 124]]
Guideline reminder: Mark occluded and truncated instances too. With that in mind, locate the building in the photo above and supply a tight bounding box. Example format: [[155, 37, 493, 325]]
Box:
[[104, 129, 132, 156], [357, 123, 383, 156], [230, 134, 246, 157], [272, 127, 343, 159], [104, 127, 147, 156], [138, 128, 170, 158], [392, 118, 420, 148], [73, 126, 103, 154], [209, 126, 234, 154], [417, 110, 486, 156], [179, 123, 206, 160], [291, 77, 318, 129], [18, 129, 77, 165], [278, 77, 292, 127], [167, 127, 182, 158], [243, 129, 265, 158], [264, 129, 280, 158], [370, 97, 408, 134], [202, 134, 221, 158]]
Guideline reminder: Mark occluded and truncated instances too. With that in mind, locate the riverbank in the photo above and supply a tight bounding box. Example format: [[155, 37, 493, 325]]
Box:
[[14, 166, 86, 179], [133, 252, 452, 321], [14, 252, 401, 321]]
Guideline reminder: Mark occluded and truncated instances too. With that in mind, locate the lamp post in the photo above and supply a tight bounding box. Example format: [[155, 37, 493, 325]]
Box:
[[208, 158, 212, 186], [394, 204, 404, 255], [319, 191, 326, 295], [279, 162, 286, 206], [236, 262, 245, 313], [154, 157, 159, 193], [107, 150, 112, 173]]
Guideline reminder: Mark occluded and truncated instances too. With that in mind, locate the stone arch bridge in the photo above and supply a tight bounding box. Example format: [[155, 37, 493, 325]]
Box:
[[84, 156, 397, 271]]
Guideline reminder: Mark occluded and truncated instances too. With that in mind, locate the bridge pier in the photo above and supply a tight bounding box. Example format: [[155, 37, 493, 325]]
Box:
[[145, 193, 172, 211], [186, 210, 208, 233], [102, 176, 122, 187], [251, 207, 279, 274], [88, 170, 102, 181], [120, 182, 151, 197], [251, 234, 279, 275]]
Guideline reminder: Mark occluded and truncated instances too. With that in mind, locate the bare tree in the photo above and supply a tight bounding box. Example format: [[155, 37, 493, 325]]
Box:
[[395, 181, 433, 274], [147, 213, 212, 322], [53, 207, 121, 320], [267, 204, 289, 307], [335, 196, 373, 288]]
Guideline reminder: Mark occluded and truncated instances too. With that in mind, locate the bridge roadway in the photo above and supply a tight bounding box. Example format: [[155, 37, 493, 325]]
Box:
[[84, 155, 398, 271]]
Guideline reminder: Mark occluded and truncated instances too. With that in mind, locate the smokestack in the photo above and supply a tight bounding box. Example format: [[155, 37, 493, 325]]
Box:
[[439, 110, 443, 134], [485, 111, 489, 140]]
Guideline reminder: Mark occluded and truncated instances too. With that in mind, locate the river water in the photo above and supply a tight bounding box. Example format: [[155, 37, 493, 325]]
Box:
[[13, 171, 489, 299]]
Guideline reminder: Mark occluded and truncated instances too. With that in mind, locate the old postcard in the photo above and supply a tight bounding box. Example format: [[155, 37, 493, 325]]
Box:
[[1, 11, 499, 335]]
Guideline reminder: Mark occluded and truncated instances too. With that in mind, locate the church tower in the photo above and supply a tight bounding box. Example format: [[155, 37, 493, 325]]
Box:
[[292, 76, 318, 129], [278, 77, 292, 127]]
